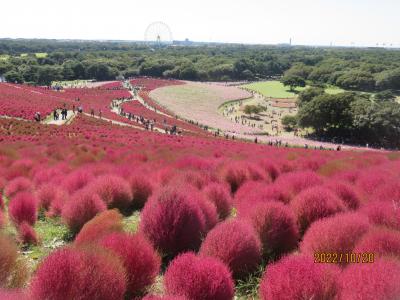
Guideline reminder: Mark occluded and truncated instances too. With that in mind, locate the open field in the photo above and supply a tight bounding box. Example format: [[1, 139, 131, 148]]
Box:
[[243, 81, 344, 98]]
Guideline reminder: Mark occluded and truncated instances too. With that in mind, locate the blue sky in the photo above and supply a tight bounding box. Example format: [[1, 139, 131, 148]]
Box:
[[1, 0, 399, 47]]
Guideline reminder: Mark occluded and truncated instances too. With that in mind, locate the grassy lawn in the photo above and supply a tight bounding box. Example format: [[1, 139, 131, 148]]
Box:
[[243, 81, 345, 98], [35, 53, 48, 58], [0, 55, 10, 61]]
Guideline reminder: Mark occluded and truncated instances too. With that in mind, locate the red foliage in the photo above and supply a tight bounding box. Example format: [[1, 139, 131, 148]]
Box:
[[88, 175, 133, 212], [61, 189, 107, 233], [338, 258, 400, 300], [239, 201, 299, 258], [356, 169, 392, 196], [164, 252, 234, 300], [360, 201, 400, 231], [0, 234, 18, 286], [259, 255, 340, 300], [17, 222, 39, 245], [203, 183, 232, 220], [200, 219, 261, 279], [0, 289, 30, 300], [274, 170, 323, 199], [30, 247, 127, 300], [143, 296, 188, 300], [300, 213, 370, 261], [290, 186, 345, 233], [223, 162, 249, 193], [4, 177, 33, 199], [46, 188, 69, 217], [8, 192, 37, 226], [129, 174, 153, 209], [74, 209, 124, 246], [354, 227, 400, 260], [36, 183, 68, 211], [259, 159, 280, 181], [61, 169, 94, 194], [100, 232, 160, 297], [140, 186, 206, 257], [324, 180, 361, 210]]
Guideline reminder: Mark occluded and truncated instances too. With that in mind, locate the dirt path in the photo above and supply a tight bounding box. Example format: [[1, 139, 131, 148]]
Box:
[[44, 110, 76, 126]]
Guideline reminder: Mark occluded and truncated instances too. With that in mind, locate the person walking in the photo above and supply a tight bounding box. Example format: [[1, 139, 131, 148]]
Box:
[[90, 108, 95, 117]]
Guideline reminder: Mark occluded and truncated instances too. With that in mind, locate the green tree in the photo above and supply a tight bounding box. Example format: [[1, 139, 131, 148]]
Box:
[[298, 87, 325, 107], [281, 115, 298, 131], [4, 70, 24, 83], [281, 75, 306, 91]]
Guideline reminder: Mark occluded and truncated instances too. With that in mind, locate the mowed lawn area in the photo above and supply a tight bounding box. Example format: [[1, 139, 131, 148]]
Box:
[[243, 81, 344, 98]]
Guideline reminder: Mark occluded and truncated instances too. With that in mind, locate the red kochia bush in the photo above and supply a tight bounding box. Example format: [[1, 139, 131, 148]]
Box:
[[200, 219, 261, 278], [354, 228, 400, 260], [30, 247, 127, 300], [0, 289, 30, 300], [61, 189, 107, 233], [36, 183, 68, 211], [100, 233, 161, 297], [0, 234, 18, 286], [140, 186, 206, 257], [239, 201, 299, 258], [61, 169, 94, 194], [338, 258, 400, 300], [324, 180, 361, 210], [223, 162, 249, 193], [143, 296, 187, 300], [361, 201, 400, 231], [4, 177, 33, 199], [203, 183, 232, 220], [18, 222, 39, 245], [74, 209, 124, 246], [274, 170, 323, 199], [259, 255, 340, 300], [88, 175, 133, 212], [8, 192, 37, 226], [290, 186, 345, 233], [164, 253, 234, 300], [301, 213, 370, 260], [129, 174, 153, 209]]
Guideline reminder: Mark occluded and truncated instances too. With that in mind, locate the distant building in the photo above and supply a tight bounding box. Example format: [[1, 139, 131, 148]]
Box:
[[0, 75, 5, 83]]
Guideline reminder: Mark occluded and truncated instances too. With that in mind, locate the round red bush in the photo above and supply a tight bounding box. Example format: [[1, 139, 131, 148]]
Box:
[[129, 174, 153, 209], [18, 222, 39, 245], [301, 213, 370, 261], [46, 188, 69, 217], [239, 201, 299, 258], [259, 255, 340, 300], [354, 227, 400, 260], [36, 183, 69, 212], [100, 232, 160, 297], [61, 169, 94, 194], [200, 219, 261, 278], [223, 162, 249, 193], [4, 177, 33, 199], [140, 186, 206, 257], [164, 252, 234, 300], [88, 175, 133, 212], [361, 200, 400, 231], [74, 209, 124, 246], [290, 186, 345, 233], [203, 183, 232, 220], [61, 189, 107, 233], [338, 258, 400, 300], [8, 192, 37, 226], [274, 170, 323, 199], [324, 180, 361, 210], [0, 289, 30, 300], [30, 247, 126, 300]]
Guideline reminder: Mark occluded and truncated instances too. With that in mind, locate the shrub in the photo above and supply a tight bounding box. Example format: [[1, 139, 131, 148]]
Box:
[[0, 289, 29, 300], [74, 209, 124, 246], [300, 213, 370, 261], [61, 169, 94, 194], [324, 180, 361, 210], [338, 258, 400, 300], [200, 219, 261, 279], [203, 183, 232, 220], [30, 247, 127, 300], [259, 255, 340, 300], [143, 296, 188, 300], [129, 174, 153, 209], [354, 228, 400, 260], [61, 189, 107, 233], [164, 253, 234, 300], [17, 222, 39, 245], [371, 180, 400, 204], [239, 201, 299, 259], [88, 175, 133, 212], [140, 186, 206, 257], [361, 201, 400, 231], [195, 191, 218, 232], [274, 170, 323, 199], [290, 186, 345, 233], [356, 170, 392, 196], [0, 234, 18, 287], [36, 183, 69, 211], [100, 232, 161, 297], [4, 177, 33, 199], [259, 160, 280, 181], [8, 192, 37, 226], [223, 162, 249, 193], [46, 188, 69, 217]]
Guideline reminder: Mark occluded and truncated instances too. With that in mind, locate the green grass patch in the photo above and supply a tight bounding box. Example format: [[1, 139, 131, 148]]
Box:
[[0, 55, 10, 61], [20, 53, 28, 57], [122, 211, 141, 233], [243, 81, 305, 98], [324, 85, 345, 95]]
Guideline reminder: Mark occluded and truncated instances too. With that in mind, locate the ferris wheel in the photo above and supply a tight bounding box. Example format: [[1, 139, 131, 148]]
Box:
[[144, 22, 173, 48]]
